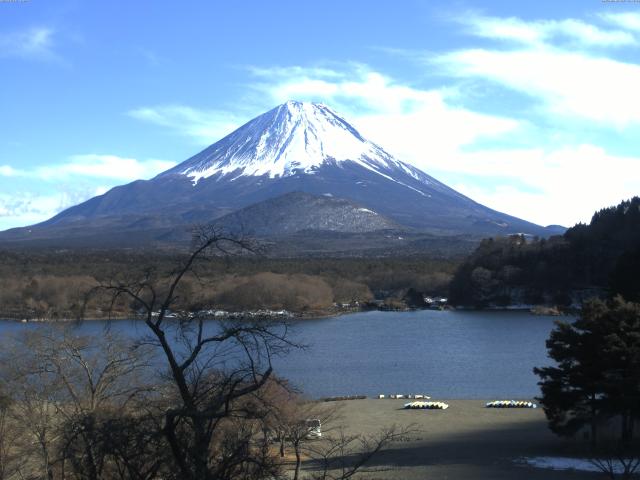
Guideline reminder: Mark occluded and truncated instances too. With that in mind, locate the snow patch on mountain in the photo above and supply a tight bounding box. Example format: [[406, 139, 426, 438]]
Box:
[[357, 208, 377, 214]]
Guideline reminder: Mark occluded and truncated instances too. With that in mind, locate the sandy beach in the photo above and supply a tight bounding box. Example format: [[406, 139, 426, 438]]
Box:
[[312, 399, 597, 479]]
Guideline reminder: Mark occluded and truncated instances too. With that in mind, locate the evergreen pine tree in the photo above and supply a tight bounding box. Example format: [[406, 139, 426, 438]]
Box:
[[534, 297, 640, 445]]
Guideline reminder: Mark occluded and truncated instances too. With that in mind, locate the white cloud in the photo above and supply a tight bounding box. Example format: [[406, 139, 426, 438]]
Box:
[[0, 27, 58, 61], [94, 185, 109, 196], [128, 105, 241, 144], [447, 144, 640, 226], [0, 189, 93, 230], [0, 155, 176, 230], [437, 46, 640, 128], [600, 12, 640, 31], [38, 154, 176, 181], [2, 154, 175, 182], [459, 14, 637, 47], [439, 13, 640, 127], [248, 65, 346, 79], [354, 107, 518, 171], [0, 165, 22, 176], [253, 65, 449, 113], [558, 19, 637, 46]]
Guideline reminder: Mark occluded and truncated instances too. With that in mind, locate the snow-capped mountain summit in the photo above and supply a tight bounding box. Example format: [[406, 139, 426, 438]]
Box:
[[161, 100, 431, 189], [0, 101, 563, 249], [159, 100, 457, 202]]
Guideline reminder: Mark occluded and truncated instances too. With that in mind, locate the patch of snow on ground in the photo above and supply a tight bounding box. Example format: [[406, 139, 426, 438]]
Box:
[[519, 456, 629, 474]]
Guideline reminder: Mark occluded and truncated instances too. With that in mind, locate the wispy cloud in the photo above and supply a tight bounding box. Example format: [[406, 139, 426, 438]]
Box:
[[1, 154, 175, 182], [0, 187, 105, 230], [37, 154, 176, 181], [600, 11, 640, 32], [457, 13, 637, 47], [128, 105, 241, 144], [437, 48, 640, 127], [0, 27, 58, 61], [446, 144, 640, 227], [0, 154, 175, 230], [0, 193, 56, 220], [0, 165, 22, 176], [135, 47, 165, 67], [434, 12, 640, 128]]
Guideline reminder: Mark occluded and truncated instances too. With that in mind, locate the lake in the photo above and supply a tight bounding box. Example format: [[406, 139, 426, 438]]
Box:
[[0, 310, 564, 399]]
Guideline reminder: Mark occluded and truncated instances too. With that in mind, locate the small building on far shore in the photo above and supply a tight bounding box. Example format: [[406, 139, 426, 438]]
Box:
[[423, 296, 448, 309]]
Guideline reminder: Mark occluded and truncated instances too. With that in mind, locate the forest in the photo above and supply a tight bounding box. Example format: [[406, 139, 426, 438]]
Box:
[[449, 197, 640, 308], [0, 248, 459, 320]]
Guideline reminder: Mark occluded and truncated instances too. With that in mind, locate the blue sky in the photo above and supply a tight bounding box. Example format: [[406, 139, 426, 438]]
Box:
[[1, 0, 640, 230]]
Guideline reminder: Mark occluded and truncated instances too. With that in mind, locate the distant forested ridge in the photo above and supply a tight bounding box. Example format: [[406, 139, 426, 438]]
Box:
[[0, 251, 459, 320], [449, 197, 640, 307]]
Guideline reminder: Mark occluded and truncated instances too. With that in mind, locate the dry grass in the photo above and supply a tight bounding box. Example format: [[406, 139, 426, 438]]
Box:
[[309, 399, 596, 480]]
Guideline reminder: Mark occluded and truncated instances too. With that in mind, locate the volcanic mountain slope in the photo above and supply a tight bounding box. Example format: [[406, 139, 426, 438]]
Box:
[[215, 191, 399, 236], [0, 101, 562, 248]]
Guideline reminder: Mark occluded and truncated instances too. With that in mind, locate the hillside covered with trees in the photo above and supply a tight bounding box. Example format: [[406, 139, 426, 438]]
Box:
[[449, 197, 640, 308], [0, 250, 458, 320]]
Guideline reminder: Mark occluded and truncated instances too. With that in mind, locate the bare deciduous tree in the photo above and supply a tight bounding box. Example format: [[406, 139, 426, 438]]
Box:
[[2, 333, 61, 480], [0, 327, 151, 480], [306, 425, 414, 480], [589, 443, 640, 480], [91, 226, 298, 480], [266, 394, 338, 480], [262, 382, 415, 480], [0, 391, 22, 480]]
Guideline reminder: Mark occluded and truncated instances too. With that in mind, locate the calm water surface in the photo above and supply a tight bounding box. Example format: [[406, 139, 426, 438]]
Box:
[[0, 310, 563, 399]]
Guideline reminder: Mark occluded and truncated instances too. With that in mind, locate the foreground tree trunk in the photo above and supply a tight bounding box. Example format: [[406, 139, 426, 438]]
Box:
[[93, 226, 296, 480], [294, 447, 302, 480]]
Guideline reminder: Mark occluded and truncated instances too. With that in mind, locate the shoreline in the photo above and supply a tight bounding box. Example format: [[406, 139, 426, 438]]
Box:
[[320, 396, 540, 402], [0, 303, 568, 324]]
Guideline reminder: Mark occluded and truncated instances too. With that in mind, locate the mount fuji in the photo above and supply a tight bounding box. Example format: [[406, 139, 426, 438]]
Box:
[[0, 101, 563, 251]]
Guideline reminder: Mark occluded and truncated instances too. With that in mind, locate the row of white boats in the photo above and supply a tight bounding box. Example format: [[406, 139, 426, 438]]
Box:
[[485, 400, 537, 408], [404, 401, 449, 409], [377, 394, 430, 399], [376, 395, 538, 410]]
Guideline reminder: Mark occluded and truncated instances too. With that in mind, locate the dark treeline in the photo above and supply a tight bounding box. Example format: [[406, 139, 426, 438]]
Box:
[[0, 250, 460, 319], [449, 197, 640, 308]]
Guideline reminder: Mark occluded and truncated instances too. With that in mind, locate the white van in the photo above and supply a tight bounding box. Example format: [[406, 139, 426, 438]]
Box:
[[305, 418, 322, 439]]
